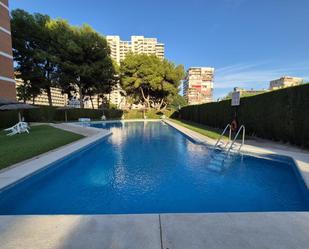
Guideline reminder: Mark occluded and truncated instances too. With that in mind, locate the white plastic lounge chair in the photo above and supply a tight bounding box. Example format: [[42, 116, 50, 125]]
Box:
[[4, 122, 30, 136], [78, 118, 91, 127], [78, 118, 91, 122]]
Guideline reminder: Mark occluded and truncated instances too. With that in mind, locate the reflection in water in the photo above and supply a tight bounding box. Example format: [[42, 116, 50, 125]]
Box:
[[0, 121, 308, 215]]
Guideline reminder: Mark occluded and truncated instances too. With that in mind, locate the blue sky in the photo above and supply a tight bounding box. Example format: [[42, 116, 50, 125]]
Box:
[[10, 0, 309, 99]]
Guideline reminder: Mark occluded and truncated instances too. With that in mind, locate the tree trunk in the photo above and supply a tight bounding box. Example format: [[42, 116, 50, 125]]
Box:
[[90, 96, 94, 109], [140, 87, 150, 109], [97, 95, 100, 109], [46, 87, 53, 106], [46, 63, 53, 106], [79, 87, 84, 108], [157, 98, 164, 111]]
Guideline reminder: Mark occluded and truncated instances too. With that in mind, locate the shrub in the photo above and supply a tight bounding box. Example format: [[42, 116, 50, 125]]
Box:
[[123, 109, 174, 119], [0, 106, 123, 128], [177, 84, 309, 148]]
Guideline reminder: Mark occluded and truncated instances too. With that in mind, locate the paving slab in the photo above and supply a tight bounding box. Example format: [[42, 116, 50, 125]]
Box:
[[50, 123, 104, 137], [0, 215, 161, 249], [161, 212, 309, 249]]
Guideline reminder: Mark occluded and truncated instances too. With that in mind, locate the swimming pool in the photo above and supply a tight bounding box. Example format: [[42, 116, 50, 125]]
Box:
[[0, 121, 308, 214]]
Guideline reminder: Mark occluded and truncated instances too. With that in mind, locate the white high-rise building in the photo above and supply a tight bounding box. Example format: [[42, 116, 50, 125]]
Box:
[[106, 35, 165, 64], [106, 35, 165, 108]]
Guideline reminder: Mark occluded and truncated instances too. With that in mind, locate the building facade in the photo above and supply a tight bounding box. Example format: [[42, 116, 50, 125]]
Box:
[[106, 35, 165, 108], [16, 79, 68, 107], [269, 76, 303, 90], [106, 35, 165, 64], [0, 0, 16, 101], [183, 67, 214, 105]]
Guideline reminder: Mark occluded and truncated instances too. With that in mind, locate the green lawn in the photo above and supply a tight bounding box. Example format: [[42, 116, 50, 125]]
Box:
[[0, 125, 84, 170], [170, 119, 226, 140]]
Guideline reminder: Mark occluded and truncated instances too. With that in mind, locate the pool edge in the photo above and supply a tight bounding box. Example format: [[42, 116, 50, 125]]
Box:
[[164, 119, 309, 191], [0, 129, 112, 192]]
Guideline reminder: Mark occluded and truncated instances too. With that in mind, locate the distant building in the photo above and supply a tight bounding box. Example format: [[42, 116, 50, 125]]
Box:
[[183, 67, 214, 105], [106, 35, 165, 109], [106, 84, 126, 109], [0, 0, 16, 101], [106, 35, 165, 64], [269, 76, 303, 90], [16, 79, 68, 107], [233, 87, 267, 96]]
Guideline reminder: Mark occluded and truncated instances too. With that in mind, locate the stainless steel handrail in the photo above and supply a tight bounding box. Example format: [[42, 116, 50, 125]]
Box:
[[227, 125, 245, 154], [213, 124, 232, 150]]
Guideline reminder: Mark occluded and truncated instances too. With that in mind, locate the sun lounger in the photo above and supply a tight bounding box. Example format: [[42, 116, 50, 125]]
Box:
[[4, 122, 30, 136]]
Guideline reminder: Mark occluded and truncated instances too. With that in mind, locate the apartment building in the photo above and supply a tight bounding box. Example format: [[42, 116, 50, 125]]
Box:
[[0, 0, 16, 101], [106, 35, 165, 64], [16, 79, 68, 107], [224, 87, 267, 100], [106, 35, 165, 108], [269, 76, 303, 90], [183, 67, 214, 105]]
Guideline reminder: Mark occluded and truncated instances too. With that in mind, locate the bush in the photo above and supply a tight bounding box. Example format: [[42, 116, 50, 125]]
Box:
[[0, 106, 175, 128], [176, 84, 309, 148], [0, 106, 123, 128], [123, 109, 174, 119]]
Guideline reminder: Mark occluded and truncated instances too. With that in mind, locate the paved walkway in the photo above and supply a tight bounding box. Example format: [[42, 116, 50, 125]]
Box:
[[1, 213, 309, 249]]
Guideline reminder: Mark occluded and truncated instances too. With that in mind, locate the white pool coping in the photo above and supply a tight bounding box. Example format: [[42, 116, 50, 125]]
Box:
[[164, 119, 309, 190]]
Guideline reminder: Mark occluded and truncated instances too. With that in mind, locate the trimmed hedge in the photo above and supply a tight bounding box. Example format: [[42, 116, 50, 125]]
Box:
[[0, 106, 173, 128], [175, 84, 309, 148], [0, 107, 123, 128], [123, 109, 174, 119]]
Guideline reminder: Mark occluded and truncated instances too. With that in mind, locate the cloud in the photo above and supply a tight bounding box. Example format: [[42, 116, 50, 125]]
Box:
[[215, 62, 309, 90], [213, 61, 309, 99]]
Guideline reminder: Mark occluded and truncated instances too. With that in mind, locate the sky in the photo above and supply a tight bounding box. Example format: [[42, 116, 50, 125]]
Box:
[[10, 0, 309, 99]]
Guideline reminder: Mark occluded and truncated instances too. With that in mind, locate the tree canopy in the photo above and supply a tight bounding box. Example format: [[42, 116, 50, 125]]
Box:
[[120, 53, 184, 110], [47, 21, 117, 108], [11, 9, 116, 108], [11, 9, 57, 106]]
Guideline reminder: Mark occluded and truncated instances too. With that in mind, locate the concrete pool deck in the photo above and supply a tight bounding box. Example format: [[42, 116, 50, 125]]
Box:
[[0, 120, 309, 249], [1, 213, 309, 249]]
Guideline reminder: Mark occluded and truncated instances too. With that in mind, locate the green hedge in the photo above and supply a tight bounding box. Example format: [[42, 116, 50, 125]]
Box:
[[0, 107, 123, 128], [0, 106, 173, 128], [123, 109, 173, 119], [175, 84, 309, 148]]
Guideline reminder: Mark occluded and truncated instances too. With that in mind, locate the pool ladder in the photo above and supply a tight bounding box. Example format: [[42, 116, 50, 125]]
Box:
[[213, 124, 245, 154], [208, 124, 245, 172]]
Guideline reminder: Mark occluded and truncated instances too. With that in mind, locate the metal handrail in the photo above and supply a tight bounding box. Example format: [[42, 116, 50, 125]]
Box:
[[213, 124, 232, 150], [227, 125, 245, 154]]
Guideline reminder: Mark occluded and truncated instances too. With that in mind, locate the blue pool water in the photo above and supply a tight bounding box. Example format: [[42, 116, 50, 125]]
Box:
[[0, 121, 308, 214]]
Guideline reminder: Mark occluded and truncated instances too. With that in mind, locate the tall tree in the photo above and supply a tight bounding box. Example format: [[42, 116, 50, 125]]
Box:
[[169, 94, 187, 110], [16, 79, 42, 104], [48, 21, 116, 108], [11, 9, 59, 106], [120, 54, 184, 110]]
